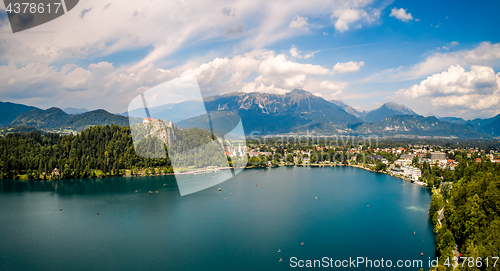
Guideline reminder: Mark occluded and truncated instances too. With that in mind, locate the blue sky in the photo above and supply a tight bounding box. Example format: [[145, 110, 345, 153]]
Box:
[[0, 0, 499, 119]]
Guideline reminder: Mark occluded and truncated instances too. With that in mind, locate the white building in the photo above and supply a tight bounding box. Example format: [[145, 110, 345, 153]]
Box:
[[238, 144, 246, 157], [403, 165, 412, 176], [395, 159, 412, 166], [403, 166, 421, 181], [412, 168, 421, 180]]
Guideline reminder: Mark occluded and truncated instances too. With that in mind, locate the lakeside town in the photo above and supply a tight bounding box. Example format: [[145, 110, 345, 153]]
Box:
[[217, 141, 500, 187], [117, 137, 500, 191]]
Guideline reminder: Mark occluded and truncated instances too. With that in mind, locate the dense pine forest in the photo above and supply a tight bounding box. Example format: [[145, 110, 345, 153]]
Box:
[[0, 125, 174, 180], [428, 154, 500, 270], [0, 124, 247, 180]]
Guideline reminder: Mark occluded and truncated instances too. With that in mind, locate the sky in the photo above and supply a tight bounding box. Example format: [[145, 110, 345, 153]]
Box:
[[0, 0, 499, 119]]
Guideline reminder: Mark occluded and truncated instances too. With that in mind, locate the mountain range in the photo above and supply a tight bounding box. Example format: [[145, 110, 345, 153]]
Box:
[[0, 101, 39, 127], [363, 102, 418, 123], [1, 89, 499, 138], [200, 89, 360, 134], [4, 107, 138, 133]]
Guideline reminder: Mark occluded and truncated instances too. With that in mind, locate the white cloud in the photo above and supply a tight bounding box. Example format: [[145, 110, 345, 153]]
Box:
[[389, 7, 414, 22], [289, 45, 302, 59], [0, 0, 382, 69], [289, 45, 318, 59], [0, 46, 365, 111], [300, 79, 348, 100], [0, 0, 387, 111], [330, 1, 386, 33], [333, 9, 363, 32], [463, 42, 500, 64], [184, 49, 333, 96], [396, 65, 500, 111], [304, 52, 317, 59], [0, 38, 369, 111], [0, 61, 175, 111], [332, 61, 364, 73], [365, 42, 500, 82], [332, 8, 376, 32], [289, 16, 309, 32]]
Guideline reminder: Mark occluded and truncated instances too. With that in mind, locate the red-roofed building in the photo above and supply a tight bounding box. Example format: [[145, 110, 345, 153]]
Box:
[[143, 118, 156, 123]]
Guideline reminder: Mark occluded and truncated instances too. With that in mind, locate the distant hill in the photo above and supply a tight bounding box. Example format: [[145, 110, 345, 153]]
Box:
[[439, 114, 500, 136], [2, 92, 498, 138], [11, 107, 72, 128], [63, 107, 89, 115], [9, 107, 136, 132], [151, 100, 207, 123], [439, 117, 467, 125], [364, 102, 418, 123], [0, 101, 39, 127], [476, 114, 500, 136], [61, 109, 132, 131], [354, 115, 487, 138], [329, 100, 367, 119], [124, 103, 177, 117]]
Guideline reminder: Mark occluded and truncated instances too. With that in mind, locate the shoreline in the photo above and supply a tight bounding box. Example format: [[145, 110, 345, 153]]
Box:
[[244, 162, 430, 188], [2, 163, 429, 189]]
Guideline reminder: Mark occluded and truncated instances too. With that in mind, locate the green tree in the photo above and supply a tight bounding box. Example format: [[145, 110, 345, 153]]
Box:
[[375, 162, 386, 171], [412, 155, 419, 165]]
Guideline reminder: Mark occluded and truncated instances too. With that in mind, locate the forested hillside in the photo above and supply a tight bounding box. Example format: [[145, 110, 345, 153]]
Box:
[[428, 154, 500, 270], [0, 101, 39, 126], [0, 125, 174, 180]]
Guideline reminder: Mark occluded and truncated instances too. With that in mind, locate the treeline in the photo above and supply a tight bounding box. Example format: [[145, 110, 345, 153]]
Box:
[[0, 125, 174, 180], [0, 125, 251, 180], [428, 155, 500, 270]]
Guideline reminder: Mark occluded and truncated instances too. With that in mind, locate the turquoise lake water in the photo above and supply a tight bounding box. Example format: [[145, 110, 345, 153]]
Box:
[[0, 166, 435, 270]]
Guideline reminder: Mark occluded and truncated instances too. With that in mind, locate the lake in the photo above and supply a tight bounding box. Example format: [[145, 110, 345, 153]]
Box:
[[0, 166, 436, 270]]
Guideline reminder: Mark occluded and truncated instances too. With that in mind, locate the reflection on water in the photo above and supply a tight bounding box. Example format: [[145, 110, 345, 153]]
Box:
[[406, 206, 429, 212], [0, 167, 436, 271], [0, 175, 178, 194]]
